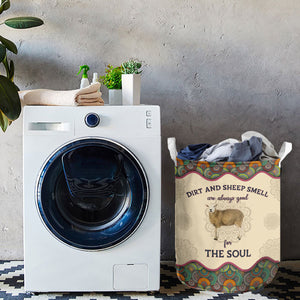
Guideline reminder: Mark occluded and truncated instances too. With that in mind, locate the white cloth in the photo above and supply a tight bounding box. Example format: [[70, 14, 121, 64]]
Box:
[[167, 137, 178, 166], [278, 142, 292, 167], [200, 138, 239, 162], [19, 83, 104, 106]]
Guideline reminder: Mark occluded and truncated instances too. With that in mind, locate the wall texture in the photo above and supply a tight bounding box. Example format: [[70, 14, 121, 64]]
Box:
[[0, 0, 299, 260]]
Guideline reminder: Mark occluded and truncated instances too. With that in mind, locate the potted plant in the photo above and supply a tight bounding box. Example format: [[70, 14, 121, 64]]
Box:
[[0, 0, 43, 132], [100, 64, 122, 105], [121, 59, 142, 105]]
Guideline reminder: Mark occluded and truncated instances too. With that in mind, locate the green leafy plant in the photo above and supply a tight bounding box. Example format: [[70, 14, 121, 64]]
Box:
[[121, 59, 142, 74], [100, 65, 122, 89], [0, 0, 43, 132]]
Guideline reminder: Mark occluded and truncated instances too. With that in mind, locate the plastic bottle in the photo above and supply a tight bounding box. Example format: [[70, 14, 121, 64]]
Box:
[[77, 65, 90, 89], [92, 72, 100, 92], [92, 72, 99, 84]]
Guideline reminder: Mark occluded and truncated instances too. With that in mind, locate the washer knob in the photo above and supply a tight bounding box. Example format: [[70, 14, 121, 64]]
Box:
[[85, 113, 100, 127]]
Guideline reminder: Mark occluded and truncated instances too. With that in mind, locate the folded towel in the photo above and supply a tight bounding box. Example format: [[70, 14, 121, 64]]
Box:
[[76, 92, 103, 104], [78, 101, 103, 106], [19, 83, 104, 106], [76, 92, 101, 100]]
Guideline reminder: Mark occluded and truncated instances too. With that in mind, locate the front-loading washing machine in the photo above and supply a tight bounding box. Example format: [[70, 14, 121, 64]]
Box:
[[23, 105, 161, 292]]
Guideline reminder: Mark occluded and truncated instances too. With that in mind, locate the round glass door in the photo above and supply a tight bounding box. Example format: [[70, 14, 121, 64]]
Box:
[[37, 138, 148, 250]]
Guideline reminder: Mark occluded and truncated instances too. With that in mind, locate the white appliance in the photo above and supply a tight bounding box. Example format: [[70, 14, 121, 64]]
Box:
[[23, 106, 161, 292]]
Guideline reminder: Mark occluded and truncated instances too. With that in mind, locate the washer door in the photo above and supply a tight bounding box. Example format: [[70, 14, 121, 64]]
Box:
[[37, 138, 148, 250]]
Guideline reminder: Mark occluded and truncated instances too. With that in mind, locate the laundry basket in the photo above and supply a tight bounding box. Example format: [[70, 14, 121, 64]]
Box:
[[168, 137, 292, 293]]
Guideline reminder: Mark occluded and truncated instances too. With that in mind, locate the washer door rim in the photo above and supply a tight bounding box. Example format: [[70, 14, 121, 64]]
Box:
[[36, 137, 149, 251]]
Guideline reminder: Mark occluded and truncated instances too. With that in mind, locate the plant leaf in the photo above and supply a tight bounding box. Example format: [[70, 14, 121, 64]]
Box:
[[0, 35, 17, 54], [0, 0, 10, 15], [5, 17, 44, 29], [2, 0, 10, 10], [0, 109, 9, 132], [8, 59, 14, 80], [0, 75, 21, 120], [14, 82, 20, 91], [0, 44, 6, 62]]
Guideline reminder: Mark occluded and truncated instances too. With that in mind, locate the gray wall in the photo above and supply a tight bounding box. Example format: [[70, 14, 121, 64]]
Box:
[[0, 0, 299, 260]]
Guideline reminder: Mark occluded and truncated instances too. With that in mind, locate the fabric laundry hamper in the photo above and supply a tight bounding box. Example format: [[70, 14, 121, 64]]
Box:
[[168, 137, 292, 293]]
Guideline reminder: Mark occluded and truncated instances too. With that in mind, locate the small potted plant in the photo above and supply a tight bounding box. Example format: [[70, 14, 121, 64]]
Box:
[[121, 59, 142, 105], [100, 65, 122, 105]]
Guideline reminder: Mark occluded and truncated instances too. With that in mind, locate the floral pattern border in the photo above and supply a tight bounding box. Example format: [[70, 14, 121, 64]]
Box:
[[175, 159, 280, 180]]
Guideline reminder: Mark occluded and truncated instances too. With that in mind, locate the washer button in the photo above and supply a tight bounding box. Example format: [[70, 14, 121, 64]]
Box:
[[146, 118, 152, 128], [85, 113, 100, 127], [146, 110, 152, 117]]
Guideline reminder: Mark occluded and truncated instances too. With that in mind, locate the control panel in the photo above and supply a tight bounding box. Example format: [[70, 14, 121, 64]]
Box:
[[146, 110, 152, 128]]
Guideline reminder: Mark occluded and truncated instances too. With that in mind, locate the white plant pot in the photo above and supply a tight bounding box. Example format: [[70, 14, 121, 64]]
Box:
[[121, 74, 141, 105], [109, 89, 122, 106]]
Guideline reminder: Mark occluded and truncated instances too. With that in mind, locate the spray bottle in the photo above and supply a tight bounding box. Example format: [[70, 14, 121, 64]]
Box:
[[77, 65, 90, 89]]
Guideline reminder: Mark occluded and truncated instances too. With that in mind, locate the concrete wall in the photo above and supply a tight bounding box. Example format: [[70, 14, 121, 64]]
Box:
[[0, 0, 299, 260]]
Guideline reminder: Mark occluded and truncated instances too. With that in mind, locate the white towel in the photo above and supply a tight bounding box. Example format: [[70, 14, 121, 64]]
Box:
[[19, 83, 104, 106]]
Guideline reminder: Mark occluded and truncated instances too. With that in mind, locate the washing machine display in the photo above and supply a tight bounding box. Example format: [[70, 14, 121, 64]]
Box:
[[37, 138, 148, 250]]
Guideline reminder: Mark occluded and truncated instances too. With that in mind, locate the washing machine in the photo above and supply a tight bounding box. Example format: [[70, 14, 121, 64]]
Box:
[[23, 105, 161, 292]]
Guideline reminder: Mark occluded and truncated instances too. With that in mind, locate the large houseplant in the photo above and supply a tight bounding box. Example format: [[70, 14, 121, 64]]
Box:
[[100, 64, 122, 105], [0, 0, 43, 132]]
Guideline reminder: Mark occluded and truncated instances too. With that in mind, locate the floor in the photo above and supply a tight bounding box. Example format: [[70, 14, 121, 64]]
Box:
[[0, 261, 299, 299]]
